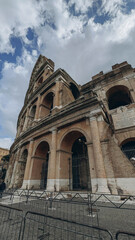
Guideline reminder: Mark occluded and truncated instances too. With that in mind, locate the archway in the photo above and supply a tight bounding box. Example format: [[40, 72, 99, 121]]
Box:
[[34, 141, 50, 189], [60, 131, 91, 191], [39, 92, 54, 118], [121, 138, 135, 166], [17, 149, 28, 188], [30, 105, 36, 120], [106, 85, 132, 110]]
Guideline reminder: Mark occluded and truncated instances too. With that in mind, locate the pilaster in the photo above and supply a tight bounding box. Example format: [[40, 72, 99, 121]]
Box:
[[9, 149, 21, 188], [35, 95, 41, 120], [86, 142, 97, 192], [89, 109, 110, 193], [101, 139, 118, 194], [22, 139, 34, 189], [47, 127, 57, 191], [22, 109, 29, 131]]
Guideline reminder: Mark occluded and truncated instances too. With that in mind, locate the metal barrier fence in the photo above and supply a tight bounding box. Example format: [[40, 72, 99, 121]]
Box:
[[21, 211, 113, 240], [0, 190, 135, 239], [116, 231, 135, 240], [0, 205, 113, 240], [0, 204, 23, 240]]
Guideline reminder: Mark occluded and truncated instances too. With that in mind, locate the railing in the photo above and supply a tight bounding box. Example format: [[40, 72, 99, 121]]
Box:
[[0, 204, 23, 240], [0, 190, 135, 239], [116, 231, 135, 240]]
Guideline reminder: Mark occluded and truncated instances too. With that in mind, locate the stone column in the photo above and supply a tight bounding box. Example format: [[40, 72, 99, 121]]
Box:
[[52, 78, 62, 115], [89, 112, 110, 193], [35, 95, 41, 120], [9, 161, 18, 188], [87, 142, 97, 193], [5, 154, 14, 186], [47, 127, 57, 191], [101, 140, 118, 194], [9, 149, 21, 188], [55, 149, 72, 191], [54, 79, 60, 108], [22, 140, 34, 189], [22, 109, 29, 131]]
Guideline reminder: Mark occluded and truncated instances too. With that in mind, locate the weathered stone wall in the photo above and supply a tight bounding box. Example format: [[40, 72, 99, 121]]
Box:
[[6, 57, 135, 195]]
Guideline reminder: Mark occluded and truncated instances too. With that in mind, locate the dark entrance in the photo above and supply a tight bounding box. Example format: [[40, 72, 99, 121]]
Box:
[[72, 136, 90, 190], [35, 141, 49, 190], [40, 152, 49, 189], [121, 140, 135, 167]]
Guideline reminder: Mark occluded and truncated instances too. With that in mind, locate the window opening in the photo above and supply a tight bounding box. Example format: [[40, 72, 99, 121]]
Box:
[[121, 140, 135, 167], [107, 86, 132, 110]]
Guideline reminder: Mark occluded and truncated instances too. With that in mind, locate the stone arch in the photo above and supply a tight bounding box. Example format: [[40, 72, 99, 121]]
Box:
[[59, 130, 91, 191], [120, 138, 135, 166], [106, 85, 132, 110], [30, 105, 36, 120], [31, 141, 50, 189], [39, 91, 54, 118], [33, 138, 51, 156], [59, 128, 89, 150]]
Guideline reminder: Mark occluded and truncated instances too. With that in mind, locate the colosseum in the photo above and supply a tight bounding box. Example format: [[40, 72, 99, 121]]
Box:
[[6, 55, 135, 194]]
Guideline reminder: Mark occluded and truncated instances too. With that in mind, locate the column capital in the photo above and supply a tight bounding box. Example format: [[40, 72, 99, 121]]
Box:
[[89, 116, 97, 122], [51, 127, 57, 133], [90, 108, 102, 117], [89, 108, 103, 121]]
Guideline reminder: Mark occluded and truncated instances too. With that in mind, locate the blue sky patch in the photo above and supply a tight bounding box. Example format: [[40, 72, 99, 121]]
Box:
[[0, 36, 22, 78], [94, 12, 110, 24], [124, 0, 135, 14], [26, 28, 35, 40]]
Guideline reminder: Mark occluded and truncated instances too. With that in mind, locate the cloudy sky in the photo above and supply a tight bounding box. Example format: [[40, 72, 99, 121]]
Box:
[[0, 0, 135, 149]]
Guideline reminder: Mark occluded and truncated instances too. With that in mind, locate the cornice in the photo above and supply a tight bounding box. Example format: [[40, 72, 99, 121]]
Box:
[[11, 96, 98, 151]]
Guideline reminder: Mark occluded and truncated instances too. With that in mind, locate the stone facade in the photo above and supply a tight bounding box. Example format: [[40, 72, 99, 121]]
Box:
[[6, 56, 135, 194]]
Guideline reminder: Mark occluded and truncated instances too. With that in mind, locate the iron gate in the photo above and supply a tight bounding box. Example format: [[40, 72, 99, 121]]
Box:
[[40, 158, 49, 189], [72, 154, 90, 190]]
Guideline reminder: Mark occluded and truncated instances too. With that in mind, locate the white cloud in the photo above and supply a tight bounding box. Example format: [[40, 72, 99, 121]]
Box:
[[0, 0, 45, 53], [99, 0, 125, 17], [68, 0, 94, 14], [0, 138, 13, 149], [0, 0, 135, 145], [35, 1, 135, 83], [0, 48, 37, 138]]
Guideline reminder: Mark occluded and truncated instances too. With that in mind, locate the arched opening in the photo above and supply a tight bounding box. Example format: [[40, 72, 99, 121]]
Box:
[[18, 149, 28, 188], [30, 105, 36, 121], [70, 83, 80, 99], [34, 141, 50, 189], [106, 85, 132, 110], [39, 92, 54, 118], [121, 138, 135, 166], [60, 131, 91, 191]]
